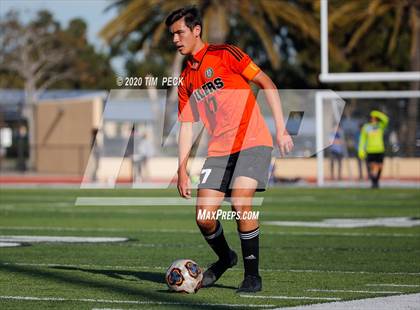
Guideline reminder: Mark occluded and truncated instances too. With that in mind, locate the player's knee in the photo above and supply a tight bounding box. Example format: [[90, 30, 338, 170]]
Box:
[[231, 197, 252, 212], [195, 217, 216, 232]]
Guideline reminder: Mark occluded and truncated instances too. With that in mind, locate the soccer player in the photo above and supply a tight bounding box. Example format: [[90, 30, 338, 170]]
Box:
[[166, 7, 293, 292], [358, 110, 389, 189]]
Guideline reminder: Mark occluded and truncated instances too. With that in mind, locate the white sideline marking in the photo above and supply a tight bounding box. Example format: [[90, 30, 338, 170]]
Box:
[[2, 262, 420, 276], [1, 226, 419, 238], [366, 283, 420, 288], [275, 293, 420, 310], [0, 236, 128, 243], [75, 197, 264, 206], [240, 295, 341, 301], [0, 242, 22, 247], [307, 289, 402, 294], [0, 295, 274, 308], [264, 231, 420, 238], [0, 226, 137, 232], [0, 262, 166, 270], [264, 217, 420, 228], [265, 268, 420, 276]]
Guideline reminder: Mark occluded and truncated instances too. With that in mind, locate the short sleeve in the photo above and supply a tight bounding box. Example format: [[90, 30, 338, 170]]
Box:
[[178, 78, 198, 122], [224, 45, 261, 80]]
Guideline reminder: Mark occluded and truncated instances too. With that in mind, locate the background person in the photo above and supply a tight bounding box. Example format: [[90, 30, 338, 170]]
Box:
[[358, 110, 389, 188], [329, 126, 344, 181], [133, 132, 153, 182]]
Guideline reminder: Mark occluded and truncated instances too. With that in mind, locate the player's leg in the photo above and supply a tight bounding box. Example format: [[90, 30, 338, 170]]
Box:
[[330, 155, 335, 180], [337, 155, 343, 180], [196, 189, 229, 256], [370, 162, 377, 188], [375, 163, 383, 187], [197, 189, 238, 287], [231, 176, 262, 292], [229, 146, 272, 292], [366, 155, 376, 188], [372, 154, 384, 188]]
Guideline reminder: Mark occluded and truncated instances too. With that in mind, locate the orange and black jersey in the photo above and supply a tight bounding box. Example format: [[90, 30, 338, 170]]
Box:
[[178, 43, 273, 157]]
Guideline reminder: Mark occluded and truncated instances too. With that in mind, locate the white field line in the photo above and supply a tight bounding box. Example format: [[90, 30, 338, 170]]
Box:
[[264, 231, 420, 238], [264, 217, 420, 228], [0, 242, 22, 247], [0, 295, 275, 308], [0, 262, 166, 270], [2, 262, 420, 276], [75, 197, 264, 206], [275, 293, 420, 310], [1, 226, 419, 238], [0, 226, 142, 232], [271, 269, 420, 276], [240, 295, 341, 301], [306, 289, 402, 294], [366, 283, 420, 288], [0, 236, 128, 243]]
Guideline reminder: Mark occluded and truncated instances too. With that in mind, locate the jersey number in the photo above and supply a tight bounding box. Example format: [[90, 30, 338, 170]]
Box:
[[204, 96, 218, 132], [201, 168, 212, 184], [205, 96, 218, 113]]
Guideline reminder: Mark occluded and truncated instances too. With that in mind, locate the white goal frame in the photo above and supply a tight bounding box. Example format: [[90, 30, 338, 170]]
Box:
[[319, 0, 420, 83]]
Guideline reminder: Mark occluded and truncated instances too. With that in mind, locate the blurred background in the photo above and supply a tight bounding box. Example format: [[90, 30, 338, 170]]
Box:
[[0, 0, 418, 187]]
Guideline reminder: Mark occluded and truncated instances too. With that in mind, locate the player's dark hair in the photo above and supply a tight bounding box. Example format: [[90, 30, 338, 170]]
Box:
[[165, 6, 202, 37]]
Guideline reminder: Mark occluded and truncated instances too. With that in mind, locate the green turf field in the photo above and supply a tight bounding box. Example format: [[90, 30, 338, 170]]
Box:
[[0, 188, 419, 309]]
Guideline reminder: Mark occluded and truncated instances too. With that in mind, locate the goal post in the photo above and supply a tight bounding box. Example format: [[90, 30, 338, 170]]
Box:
[[319, 0, 420, 83]]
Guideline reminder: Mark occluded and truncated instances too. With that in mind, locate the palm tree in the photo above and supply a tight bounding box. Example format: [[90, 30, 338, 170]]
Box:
[[329, 0, 419, 155], [100, 0, 343, 70]]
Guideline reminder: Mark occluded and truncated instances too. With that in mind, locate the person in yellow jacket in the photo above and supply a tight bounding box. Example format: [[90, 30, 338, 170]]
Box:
[[358, 110, 389, 188]]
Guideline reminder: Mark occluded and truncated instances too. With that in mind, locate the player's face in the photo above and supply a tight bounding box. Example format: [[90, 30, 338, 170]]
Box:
[[170, 18, 200, 55]]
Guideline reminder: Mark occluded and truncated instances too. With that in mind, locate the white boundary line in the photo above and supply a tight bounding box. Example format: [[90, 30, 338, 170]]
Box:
[[0, 242, 22, 247], [75, 197, 264, 206], [0, 236, 128, 243], [2, 262, 420, 276], [263, 217, 420, 228], [366, 284, 420, 288], [240, 295, 340, 301], [0, 295, 275, 308], [274, 293, 420, 310], [307, 289, 402, 294]]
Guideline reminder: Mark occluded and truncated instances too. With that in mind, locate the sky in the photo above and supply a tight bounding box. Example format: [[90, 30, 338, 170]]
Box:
[[0, 0, 125, 73]]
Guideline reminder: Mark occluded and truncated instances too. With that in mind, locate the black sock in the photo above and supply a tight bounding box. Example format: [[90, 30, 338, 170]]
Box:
[[239, 227, 259, 277], [200, 220, 231, 262], [376, 168, 382, 181]]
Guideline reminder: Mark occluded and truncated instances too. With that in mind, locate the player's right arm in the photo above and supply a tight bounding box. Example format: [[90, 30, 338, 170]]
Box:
[[177, 74, 196, 199], [251, 70, 294, 156], [178, 122, 193, 198], [371, 110, 389, 129]]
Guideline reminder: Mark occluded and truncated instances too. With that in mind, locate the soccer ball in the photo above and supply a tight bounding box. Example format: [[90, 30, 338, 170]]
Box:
[[165, 259, 203, 293]]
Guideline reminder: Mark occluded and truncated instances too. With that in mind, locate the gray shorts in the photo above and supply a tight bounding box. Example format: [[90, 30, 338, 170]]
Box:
[[197, 146, 273, 195]]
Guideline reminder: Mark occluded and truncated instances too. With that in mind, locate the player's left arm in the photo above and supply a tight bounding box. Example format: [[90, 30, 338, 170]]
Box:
[[251, 70, 294, 156]]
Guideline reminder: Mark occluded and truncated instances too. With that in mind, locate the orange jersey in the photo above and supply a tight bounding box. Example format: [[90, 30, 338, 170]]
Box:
[[178, 43, 273, 157]]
